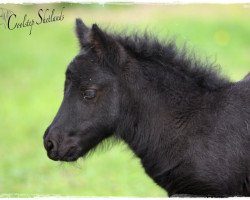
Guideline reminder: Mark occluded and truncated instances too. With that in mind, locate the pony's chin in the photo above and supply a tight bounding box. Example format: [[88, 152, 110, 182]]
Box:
[[48, 149, 84, 162], [55, 148, 85, 162], [58, 152, 83, 162], [59, 156, 80, 162]]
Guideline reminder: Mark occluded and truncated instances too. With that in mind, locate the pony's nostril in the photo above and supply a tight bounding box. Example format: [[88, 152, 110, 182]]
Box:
[[47, 140, 54, 151]]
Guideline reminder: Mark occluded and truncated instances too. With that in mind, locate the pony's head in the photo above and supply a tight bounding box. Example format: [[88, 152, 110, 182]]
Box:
[[43, 19, 128, 161]]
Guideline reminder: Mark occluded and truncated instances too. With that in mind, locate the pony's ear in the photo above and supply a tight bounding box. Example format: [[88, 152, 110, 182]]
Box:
[[89, 24, 126, 69], [89, 23, 117, 56], [75, 20, 125, 66], [75, 18, 89, 48], [75, 19, 115, 54]]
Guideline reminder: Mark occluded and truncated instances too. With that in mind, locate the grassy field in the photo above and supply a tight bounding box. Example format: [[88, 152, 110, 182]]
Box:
[[0, 3, 249, 197]]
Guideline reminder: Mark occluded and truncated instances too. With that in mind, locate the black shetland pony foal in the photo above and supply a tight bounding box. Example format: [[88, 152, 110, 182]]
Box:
[[44, 19, 250, 197]]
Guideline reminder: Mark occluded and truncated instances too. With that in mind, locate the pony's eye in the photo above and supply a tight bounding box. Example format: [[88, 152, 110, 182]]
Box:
[[83, 89, 96, 100]]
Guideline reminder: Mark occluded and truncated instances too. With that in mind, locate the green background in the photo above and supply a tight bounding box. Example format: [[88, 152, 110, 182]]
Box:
[[0, 3, 249, 197]]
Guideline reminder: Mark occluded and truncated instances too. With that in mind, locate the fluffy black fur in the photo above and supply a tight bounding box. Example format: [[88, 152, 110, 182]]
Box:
[[44, 19, 250, 197]]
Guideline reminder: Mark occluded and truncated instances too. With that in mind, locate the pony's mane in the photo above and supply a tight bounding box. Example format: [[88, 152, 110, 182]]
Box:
[[114, 33, 231, 91]]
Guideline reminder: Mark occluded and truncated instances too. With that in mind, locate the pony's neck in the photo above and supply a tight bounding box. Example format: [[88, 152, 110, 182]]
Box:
[[116, 58, 230, 185], [115, 35, 232, 190]]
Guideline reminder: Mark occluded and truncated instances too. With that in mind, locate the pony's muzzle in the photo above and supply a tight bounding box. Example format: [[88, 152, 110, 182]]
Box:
[[44, 127, 60, 161], [43, 126, 82, 162]]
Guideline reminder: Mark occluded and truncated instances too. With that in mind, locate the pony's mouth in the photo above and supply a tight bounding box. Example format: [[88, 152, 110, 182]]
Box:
[[47, 146, 83, 162]]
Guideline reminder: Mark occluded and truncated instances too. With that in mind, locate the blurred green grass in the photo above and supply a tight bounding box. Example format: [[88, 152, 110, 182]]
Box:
[[0, 3, 249, 197]]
